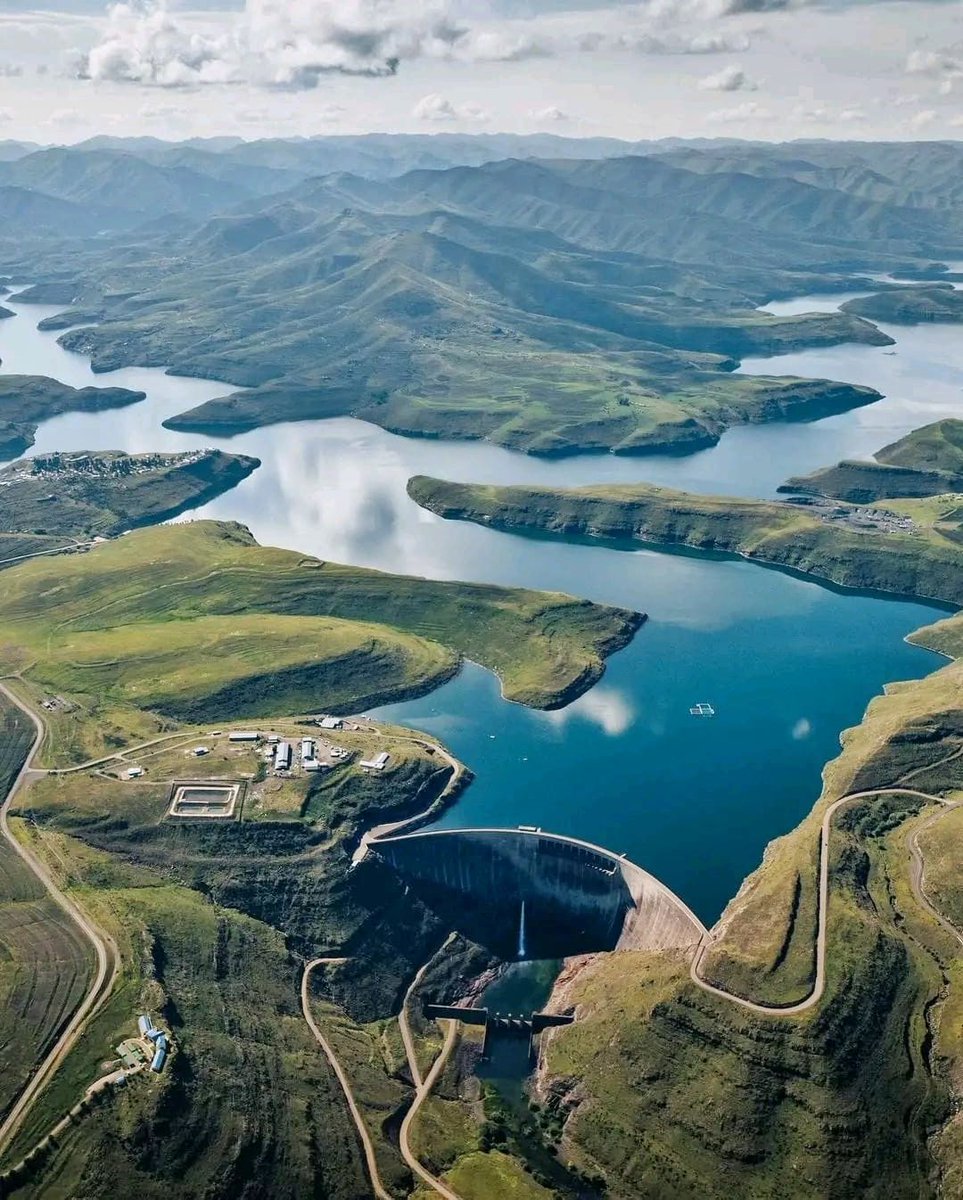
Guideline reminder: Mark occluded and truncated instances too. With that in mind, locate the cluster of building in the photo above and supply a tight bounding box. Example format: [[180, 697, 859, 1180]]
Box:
[[137, 1014, 170, 1073]]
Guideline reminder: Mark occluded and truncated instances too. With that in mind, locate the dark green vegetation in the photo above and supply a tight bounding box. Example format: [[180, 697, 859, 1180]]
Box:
[[0, 520, 641, 763], [784, 419, 963, 503], [0, 450, 260, 558], [0, 376, 146, 463], [407, 474, 963, 605], [25, 141, 963, 455], [0, 843, 407, 1199], [541, 650, 963, 1199], [841, 285, 963, 324], [0, 692, 94, 1131], [0, 704, 475, 1196]]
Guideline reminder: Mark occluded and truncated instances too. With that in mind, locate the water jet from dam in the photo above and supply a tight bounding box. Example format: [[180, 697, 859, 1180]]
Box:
[[370, 827, 706, 959]]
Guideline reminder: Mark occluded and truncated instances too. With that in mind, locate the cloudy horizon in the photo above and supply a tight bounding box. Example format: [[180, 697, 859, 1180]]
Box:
[[0, 0, 960, 144]]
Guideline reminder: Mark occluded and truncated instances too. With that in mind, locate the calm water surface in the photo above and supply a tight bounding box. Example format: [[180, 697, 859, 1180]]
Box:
[[0, 289, 958, 923]]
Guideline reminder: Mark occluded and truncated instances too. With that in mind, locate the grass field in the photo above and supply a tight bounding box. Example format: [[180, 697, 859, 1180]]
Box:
[[2, 849, 376, 1198], [0, 691, 96, 1130], [0, 520, 640, 768]]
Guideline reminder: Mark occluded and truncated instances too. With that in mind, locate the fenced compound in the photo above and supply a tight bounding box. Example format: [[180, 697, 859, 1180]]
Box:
[[166, 781, 242, 821]]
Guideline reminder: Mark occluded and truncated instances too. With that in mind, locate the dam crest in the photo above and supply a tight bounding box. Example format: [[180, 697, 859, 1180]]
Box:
[[370, 826, 707, 959]]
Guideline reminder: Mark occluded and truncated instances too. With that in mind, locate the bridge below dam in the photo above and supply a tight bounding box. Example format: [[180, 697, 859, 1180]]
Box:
[[369, 827, 707, 960]]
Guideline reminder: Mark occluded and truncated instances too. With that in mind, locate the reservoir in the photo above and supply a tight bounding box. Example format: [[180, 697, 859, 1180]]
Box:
[[0, 291, 957, 924]]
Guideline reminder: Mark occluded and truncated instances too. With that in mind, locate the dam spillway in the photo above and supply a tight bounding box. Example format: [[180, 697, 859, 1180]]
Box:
[[371, 827, 707, 959]]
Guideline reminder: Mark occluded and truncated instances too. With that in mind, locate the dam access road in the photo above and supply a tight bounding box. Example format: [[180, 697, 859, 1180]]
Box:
[[0, 680, 119, 1159]]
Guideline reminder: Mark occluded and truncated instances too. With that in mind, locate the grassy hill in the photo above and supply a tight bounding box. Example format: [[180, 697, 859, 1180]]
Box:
[[841, 285, 963, 324], [0, 376, 146, 463], [406, 474, 963, 606], [537, 649, 963, 1198], [22, 142, 963, 457], [0, 519, 641, 763], [0, 450, 260, 553], [784, 419, 963, 502]]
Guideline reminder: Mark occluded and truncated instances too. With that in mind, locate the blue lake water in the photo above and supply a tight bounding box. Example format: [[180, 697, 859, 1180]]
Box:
[[0, 289, 957, 924]]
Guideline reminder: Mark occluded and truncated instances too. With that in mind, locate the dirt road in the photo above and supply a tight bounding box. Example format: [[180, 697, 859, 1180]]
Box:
[[0, 681, 119, 1158]]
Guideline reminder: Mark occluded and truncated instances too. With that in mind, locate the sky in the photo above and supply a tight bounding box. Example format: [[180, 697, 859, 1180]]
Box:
[[0, 0, 960, 144]]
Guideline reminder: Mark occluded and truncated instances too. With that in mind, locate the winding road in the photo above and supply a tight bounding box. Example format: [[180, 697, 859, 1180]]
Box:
[[690, 781, 963, 1016], [399, 1017, 461, 1200], [300, 957, 393, 1200], [0, 680, 119, 1159], [302, 941, 465, 1200]]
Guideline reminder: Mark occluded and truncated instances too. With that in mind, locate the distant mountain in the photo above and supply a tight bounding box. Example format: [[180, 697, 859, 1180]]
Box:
[[0, 185, 119, 238], [5, 137, 963, 456]]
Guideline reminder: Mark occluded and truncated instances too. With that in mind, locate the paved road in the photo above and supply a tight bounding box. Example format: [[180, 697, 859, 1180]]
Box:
[[353, 740, 466, 866], [690, 783, 963, 1016], [0, 540, 94, 568], [0, 681, 119, 1158], [300, 958, 393, 1200]]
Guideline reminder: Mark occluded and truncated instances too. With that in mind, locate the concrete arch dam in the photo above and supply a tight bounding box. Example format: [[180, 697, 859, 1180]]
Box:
[[371, 828, 707, 959]]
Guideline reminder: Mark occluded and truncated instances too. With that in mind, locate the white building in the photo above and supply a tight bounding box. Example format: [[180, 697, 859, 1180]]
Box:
[[359, 751, 390, 771]]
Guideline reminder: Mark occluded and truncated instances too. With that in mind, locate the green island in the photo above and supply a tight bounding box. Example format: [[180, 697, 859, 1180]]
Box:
[[406, 472, 963, 607], [0, 376, 146, 463], [783, 419, 963, 503], [841, 286, 963, 324], [0, 450, 260, 565]]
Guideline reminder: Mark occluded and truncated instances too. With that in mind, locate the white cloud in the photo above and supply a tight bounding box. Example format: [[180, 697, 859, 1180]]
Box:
[[412, 92, 488, 122], [698, 63, 757, 91], [906, 48, 962, 77], [79, 0, 474, 88], [791, 718, 811, 741], [75, 0, 762, 92], [0, 108, 13, 124], [527, 104, 569, 122], [706, 99, 773, 122], [540, 687, 635, 738], [907, 107, 938, 128]]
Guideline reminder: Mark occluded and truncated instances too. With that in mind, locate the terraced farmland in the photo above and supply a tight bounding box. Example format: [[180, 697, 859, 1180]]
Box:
[[0, 691, 95, 1127]]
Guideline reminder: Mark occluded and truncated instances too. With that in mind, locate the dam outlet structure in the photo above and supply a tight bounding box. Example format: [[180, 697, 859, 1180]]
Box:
[[370, 827, 707, 960]]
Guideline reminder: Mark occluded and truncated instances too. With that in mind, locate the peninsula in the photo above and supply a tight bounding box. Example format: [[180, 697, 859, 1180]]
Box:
[[783, 419, 963, 503], [0, 376, 146, 463], [0, 450, 260, 564], [406, 473, 963, 607], [841, 285, 963, 324]]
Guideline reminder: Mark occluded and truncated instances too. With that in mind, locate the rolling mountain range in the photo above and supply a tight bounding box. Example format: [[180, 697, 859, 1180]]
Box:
[[2, 138, 962, 455]]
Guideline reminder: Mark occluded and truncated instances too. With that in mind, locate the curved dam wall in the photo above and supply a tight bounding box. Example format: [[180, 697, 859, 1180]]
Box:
[[372, 828, 706, 959]]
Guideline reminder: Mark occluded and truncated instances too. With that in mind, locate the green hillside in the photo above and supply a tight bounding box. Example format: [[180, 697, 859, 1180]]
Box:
[[0, 520, 641, 762], [784, 419, 963, 502], [0, 450, 259, 551], [841, 285, 963, 324], [538, 649, 963, 1199], [406, 474, 963, 606], [22, 143, 963, 457]]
